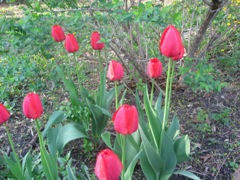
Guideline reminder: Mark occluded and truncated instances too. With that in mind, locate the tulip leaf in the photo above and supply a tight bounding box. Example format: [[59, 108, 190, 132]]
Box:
[[155, 90, 163, 113], [40, 147, 58, 180], [135, 92, 149, 137], [105, 84, 124, 109], [124, 149, 142, 180], [139, 126, 165, 174], [140, 149, 157, 180], [3, 154, 24, 180], [56, 122, 87, 154], [56, 64, 81, 107], [119, 89, 127, 106], [22, 150, 32, 179], [95, 105, 112, 117], [167, 116, 180, 139], [174, 170, 201, 180], [143, 85, 161, 146], [160, 132, 177, 179], [42, 111, 67, 137], [47, 126, 62, 158], [101, 132, 113, 149], [174, 135, 190, 164]]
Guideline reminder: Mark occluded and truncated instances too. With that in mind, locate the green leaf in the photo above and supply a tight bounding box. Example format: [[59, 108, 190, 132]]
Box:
[[154, 90, 163, 113], [124, 150, 142, 180], [174, 135, 190, 164], [40, 147, 58, 180], [140, 149, 157, 180], [95, 105, 112, 117], [67, 164, 77, 180], [174, 170, 201, 180], [167, 116, 180, 139], [22, 150, 32, 179], [139, 126, 165, 174], [143, 85, 161, 147], [101, 132, 113, 149], [47, 126, 62, 158], [56, 122, 87, 154], [3, 155, 24, 180], [42, 111, 67, 137], [160, 132, 177, 179]]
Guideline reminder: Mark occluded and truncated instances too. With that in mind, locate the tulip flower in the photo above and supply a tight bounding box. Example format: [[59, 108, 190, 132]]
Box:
[[0, 104, 10, 124], [90, 31, 105, 50], [147, 58, 163, 78], [107, 60, 124, 81], [112, 104, 138, 135], [64, 34, 79, 53], [23, 93, 43, 119], [95, 149, 123, 180], [51, 25, 65, 42], [159, 25, 184, 60]]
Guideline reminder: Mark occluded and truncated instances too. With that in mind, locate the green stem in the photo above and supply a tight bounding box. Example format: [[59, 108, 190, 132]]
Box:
[[121, 135, 126, 180], [98, 50, 102, 73], [115, 81, 119, 110], [166, 60, 175, 121], [3, 123, 22, 172], [73, 53, 81, 86], [163, 59, 173, 127], [160, 59, 173, 153], [35, 119, 55, 180], [150, 79, 155, 106]]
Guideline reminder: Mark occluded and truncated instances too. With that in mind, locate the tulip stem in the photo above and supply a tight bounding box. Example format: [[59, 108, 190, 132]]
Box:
[[115, 81, 119, 110], [98, 50, 102, 73], [73, 53, 81, 87], [166, 60, 175, 121], [163, 59, 173, 127], [160, 59, 173, 153], [35, 119, 55, 180], [3, 123, 22, 175], [121, 135, 126, 180], [150, 79, 155, 105]]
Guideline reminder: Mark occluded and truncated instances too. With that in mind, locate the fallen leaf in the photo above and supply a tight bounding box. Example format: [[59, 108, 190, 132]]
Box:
[[200, 154, 214, 162]]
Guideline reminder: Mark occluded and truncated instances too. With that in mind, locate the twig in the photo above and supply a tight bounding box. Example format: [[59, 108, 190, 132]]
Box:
[[213, 150, 232, 180]]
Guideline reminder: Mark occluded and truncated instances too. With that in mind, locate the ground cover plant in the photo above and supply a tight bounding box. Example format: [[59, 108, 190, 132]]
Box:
[[0, 0, 239, 179]]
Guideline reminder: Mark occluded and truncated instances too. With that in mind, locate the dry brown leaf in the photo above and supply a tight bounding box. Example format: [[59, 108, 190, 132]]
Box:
[[200, 154, 214, 162]]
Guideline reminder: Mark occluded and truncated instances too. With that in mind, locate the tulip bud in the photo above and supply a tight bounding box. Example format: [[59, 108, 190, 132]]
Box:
[[23, 93, 43, 119], [0, 104, 10, 124], [95, 149, 123, 180], [90, 31, 105, 50], [159, 25, 184, 61], [112, 104, 139, 135], [51, 25, 65, 42], [147, 58, 163, 78], [107, 60, 124, 81], [64, 34, 79, 53]]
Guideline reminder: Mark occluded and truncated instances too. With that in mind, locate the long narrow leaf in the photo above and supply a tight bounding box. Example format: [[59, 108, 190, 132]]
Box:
[[174, 170, 201, 180]]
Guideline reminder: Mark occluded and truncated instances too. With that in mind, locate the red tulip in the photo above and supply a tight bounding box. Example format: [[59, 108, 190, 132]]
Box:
[[0, 104, 10, 124], [112, 104, 138, 135], [172, 46, 184, 61], [159, 25, 184, 61], [147, 58, 163, 78], [23, 93, 43, 119], [107, 60, 124, 81], [64, 34, 79, 53], [95, 149, 123, 180], [51, 25, 65, 42], [90, 31, 105, 50]]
